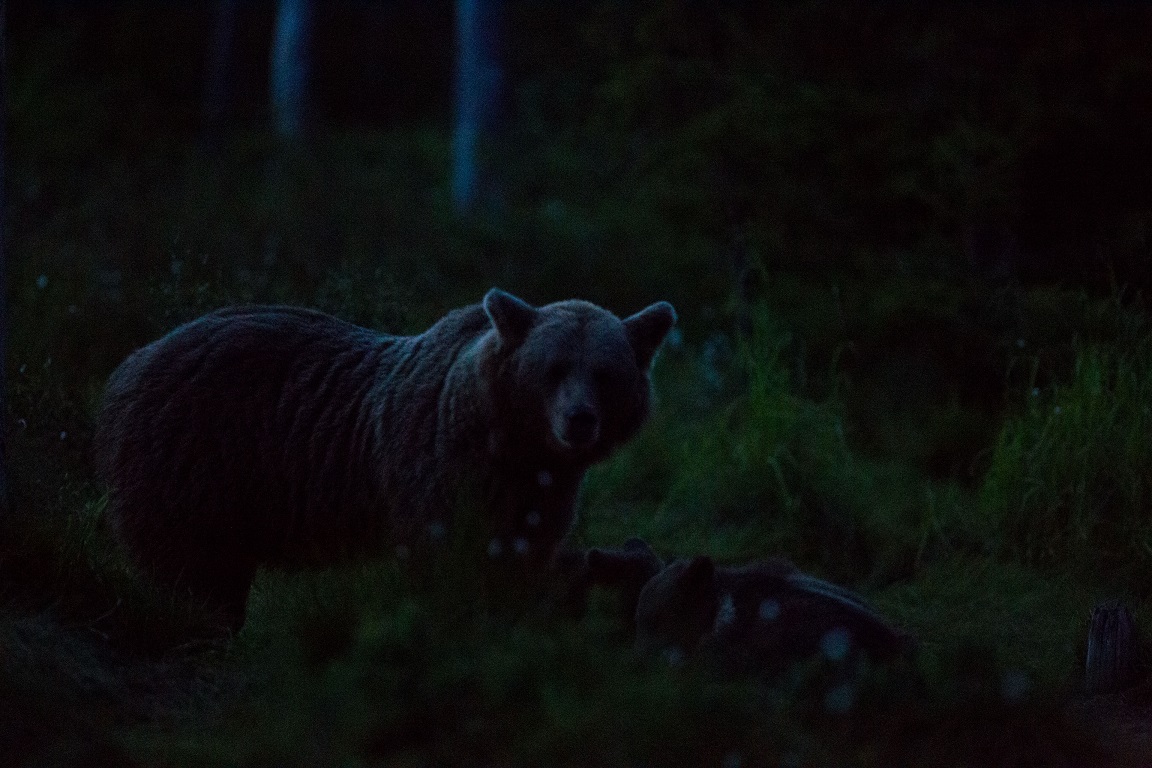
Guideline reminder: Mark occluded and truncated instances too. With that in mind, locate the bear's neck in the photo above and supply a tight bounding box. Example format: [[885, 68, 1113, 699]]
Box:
[[427, 332, 585, 560], [482, 447, 585, 563]]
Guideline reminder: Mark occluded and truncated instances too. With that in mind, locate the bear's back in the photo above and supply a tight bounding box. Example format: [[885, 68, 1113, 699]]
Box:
[[96, 307, 415, 589], [715, 565, 910, 668], [98, 305, 392, 478]]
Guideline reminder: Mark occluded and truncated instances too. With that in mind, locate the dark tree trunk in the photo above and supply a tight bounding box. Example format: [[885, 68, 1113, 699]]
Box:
[[1085, 600, 1137, 694], [0, 0, 10, 516], [202, 0, 239, 148]]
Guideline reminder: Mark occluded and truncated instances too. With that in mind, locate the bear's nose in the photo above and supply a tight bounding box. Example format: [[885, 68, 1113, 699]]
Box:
[[564, 409, 599, 447]]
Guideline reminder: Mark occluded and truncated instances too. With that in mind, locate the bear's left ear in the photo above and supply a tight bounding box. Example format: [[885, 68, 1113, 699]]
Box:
[[484, 288, 538, 345], [623, 301, 677, 370]]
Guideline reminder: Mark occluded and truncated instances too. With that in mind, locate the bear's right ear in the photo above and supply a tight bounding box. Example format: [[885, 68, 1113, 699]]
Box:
[[484, 288, 538, 345], [623, 301, 677, 370]]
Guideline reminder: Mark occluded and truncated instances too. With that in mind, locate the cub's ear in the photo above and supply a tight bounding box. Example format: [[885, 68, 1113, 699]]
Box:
[[484, 288, 538, 344], [623, 536, 654, 553], [623, 301, 677, 370], [681, 555, 716, 598], [587, 539, 664, 586], [623, 537, 665, 577]]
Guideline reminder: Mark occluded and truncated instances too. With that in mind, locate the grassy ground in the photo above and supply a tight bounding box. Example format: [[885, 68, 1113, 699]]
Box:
[[4, 141, 1149, 761], [5, 4, 1152, 765]]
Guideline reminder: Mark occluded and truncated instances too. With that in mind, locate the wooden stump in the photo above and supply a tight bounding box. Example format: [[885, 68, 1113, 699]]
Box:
[[1085, 600, 1137, 694]]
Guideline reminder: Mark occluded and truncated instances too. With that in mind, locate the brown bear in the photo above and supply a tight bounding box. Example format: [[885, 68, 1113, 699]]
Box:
[[553, 537, 666, 628], [96, 289, 676, 626], [634, 555, 914, 677]]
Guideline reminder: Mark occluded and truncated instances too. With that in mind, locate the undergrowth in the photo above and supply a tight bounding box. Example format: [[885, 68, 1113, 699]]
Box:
[[982, 307, 1152, 584]]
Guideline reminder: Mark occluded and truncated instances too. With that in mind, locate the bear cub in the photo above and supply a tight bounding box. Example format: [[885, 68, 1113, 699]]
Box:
[[554, 537, 666, 629], [635, 555, 915, 677]]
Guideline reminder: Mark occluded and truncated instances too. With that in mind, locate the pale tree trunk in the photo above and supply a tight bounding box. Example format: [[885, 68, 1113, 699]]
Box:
[[270, 0, 313, 140], [452, 0, 503, 214], [263, 0, 313, 284]]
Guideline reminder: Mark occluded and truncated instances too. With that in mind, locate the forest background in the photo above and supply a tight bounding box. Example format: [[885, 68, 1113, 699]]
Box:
[[2, 2, 1152, 766]]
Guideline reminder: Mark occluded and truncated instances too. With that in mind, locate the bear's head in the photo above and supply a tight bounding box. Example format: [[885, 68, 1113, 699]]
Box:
[[549, 538, 664, 623], [482, 288, 676, 463], [634, 555, 801, 661], [585, 537, 665, 596]]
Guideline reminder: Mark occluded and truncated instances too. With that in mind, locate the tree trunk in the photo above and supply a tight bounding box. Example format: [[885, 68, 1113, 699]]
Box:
[[1085, 600, 1137, 694], [202, 0, 239, 148], [263, 0, 313, 287], [452, 0, 504, 214], [270, 0, 313, 140], [0, 0, 10, 516]]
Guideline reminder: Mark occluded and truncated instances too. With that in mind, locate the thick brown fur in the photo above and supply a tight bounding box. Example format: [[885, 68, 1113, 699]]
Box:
[[96, 290, 676, 625]]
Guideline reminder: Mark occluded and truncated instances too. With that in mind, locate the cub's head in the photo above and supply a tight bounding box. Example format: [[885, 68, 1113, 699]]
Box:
[[634, 556, 720, 661], [483, 288, 676, 462], [585, 537, 665, 595]]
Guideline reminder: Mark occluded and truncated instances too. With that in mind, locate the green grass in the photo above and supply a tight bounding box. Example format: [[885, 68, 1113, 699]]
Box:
[[981, 316, 1152, 583], [2, 276, 1135, 765], [7, 209, 1147, 764], [119, 558, 1100, 768]]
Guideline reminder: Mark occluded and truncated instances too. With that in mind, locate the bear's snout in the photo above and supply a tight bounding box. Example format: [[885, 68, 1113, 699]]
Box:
[[549, 374, 601, 452], [563, 408, 599, 448]]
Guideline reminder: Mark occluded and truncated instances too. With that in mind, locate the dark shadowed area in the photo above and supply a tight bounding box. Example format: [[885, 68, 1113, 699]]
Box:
[[2, 1, 1151, 766]]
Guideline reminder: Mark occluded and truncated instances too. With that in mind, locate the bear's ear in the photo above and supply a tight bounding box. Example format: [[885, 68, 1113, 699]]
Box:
[[584, 548, 625, 587], [623, 301, 677, 370], [622, 536, 652, 552], [623, 537, 664, 574], [484, 288, 538, 345], [681, 555, 716, 598], [585, 547, 610, 572], [586, 541, 664, 587]]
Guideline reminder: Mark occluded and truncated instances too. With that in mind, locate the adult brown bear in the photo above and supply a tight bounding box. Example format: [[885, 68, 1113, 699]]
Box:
[[96, 289, 675, 626]]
